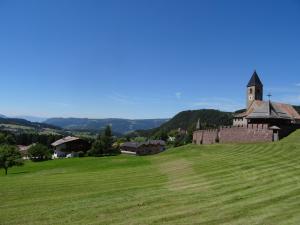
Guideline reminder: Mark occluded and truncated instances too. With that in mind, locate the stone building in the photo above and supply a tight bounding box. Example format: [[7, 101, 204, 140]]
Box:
[[193, 71, 300, 145], [233, 71, 300, 127]]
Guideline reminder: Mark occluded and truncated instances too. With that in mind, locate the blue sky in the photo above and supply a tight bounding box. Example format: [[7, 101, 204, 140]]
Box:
[[0, 0, 299, 119]]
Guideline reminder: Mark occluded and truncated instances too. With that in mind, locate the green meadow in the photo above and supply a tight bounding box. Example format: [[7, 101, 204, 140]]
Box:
[[1, 130, 300, 225]]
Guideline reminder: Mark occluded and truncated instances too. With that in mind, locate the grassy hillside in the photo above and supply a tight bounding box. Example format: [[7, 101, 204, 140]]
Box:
[[1, 130, 300, 224]]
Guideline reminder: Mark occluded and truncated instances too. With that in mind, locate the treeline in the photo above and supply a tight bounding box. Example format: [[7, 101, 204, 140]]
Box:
[[0, 131, 63, 147]]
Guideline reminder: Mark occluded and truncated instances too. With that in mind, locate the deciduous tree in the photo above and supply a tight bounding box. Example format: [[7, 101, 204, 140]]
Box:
[[28, 144, 51, 161], [0, 145, 23, 175]]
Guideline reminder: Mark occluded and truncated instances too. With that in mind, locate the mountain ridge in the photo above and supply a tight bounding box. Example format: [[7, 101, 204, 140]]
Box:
[[44, 117, 169, 134]]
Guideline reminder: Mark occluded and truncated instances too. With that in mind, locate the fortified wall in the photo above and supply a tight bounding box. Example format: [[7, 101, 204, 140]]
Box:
[[192, 124, 297, 145], [218, 124, 273, 144]]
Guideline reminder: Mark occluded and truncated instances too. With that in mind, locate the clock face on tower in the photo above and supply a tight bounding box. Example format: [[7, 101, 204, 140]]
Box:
[[249, 95, 253, 101]]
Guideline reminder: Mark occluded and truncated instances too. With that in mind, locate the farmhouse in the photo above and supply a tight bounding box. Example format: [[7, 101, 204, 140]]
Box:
[[17, 145, 32, 159], [51, 136, 90, 158], [193, 71, 300, 144], [121, 140, 166, 156]]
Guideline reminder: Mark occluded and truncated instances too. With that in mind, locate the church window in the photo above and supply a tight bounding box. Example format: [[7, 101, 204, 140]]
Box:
[[250, 88, 253, 94]]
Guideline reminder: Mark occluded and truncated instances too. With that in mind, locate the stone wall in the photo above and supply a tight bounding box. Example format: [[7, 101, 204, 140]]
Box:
[[193, 124, 275, 144], [193, 124, 300, 145], [219, 124, 273, 144], [193, 130, 203, 145], [193, 129, 219, 144], [202, 129, 218, 144], [233, 117, 247, 126]]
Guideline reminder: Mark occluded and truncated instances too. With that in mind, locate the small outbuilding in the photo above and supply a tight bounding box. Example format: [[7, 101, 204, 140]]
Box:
[[17, 145, 32, 159], [120, 140, 166, 156]]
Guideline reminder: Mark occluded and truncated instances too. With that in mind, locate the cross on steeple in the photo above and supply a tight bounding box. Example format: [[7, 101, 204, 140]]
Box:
[[267, 93, 272, 101]]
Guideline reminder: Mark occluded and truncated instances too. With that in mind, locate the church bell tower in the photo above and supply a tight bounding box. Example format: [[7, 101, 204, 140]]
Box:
[[247, 70, 263, 108]]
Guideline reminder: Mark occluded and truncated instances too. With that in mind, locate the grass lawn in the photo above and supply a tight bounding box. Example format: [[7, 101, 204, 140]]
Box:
[[1, 130, 300, 225]]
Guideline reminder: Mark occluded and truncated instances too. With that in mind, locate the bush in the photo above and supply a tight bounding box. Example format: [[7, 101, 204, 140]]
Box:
[[78, 151, 85, 157], [28, 144, 51, 161]]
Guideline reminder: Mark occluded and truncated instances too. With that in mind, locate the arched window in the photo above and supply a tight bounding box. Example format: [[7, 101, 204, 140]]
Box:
[[249, 88, 253, 94]]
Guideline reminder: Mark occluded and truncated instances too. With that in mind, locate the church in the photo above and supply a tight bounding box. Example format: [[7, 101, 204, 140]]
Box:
[[193, 71, 300, 145], [233, 71, 300, 127]]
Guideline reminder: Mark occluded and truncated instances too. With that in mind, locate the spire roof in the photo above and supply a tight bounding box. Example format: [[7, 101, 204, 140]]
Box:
[[247, 70, 263, 87]]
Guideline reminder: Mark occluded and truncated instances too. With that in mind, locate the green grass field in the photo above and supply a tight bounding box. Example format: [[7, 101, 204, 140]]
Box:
[[1, 131, 300, 225]]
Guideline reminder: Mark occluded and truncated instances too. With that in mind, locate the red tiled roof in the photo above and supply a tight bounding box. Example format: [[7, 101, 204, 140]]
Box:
[[234, 100, 300, 120]]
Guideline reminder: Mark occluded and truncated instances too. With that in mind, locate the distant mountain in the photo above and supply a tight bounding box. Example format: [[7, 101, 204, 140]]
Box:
[[0, 117, 60, 130], [44, 118, 169, 134], [0, 114, 7, 118], [17, 115, 48, 123], [135, 109, 234, 137]]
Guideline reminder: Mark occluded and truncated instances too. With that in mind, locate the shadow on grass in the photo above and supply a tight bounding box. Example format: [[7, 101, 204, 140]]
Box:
[[10, 171, 29, 175]]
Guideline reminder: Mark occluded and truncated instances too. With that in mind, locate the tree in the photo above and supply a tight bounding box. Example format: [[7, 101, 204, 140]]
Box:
[[0, 145, 23, 175], [88, 139, 104, 156], [88, 126, 117, 156], [5, 134, 16, 145], [0, 133, 6, 145], [0, 133, 16, 145], [153, 130, 168, 141], [28, 144, 51, 161], [102, 126, 114, 155]]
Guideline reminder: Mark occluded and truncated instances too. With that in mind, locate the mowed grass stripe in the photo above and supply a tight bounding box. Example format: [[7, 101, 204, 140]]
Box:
[[1, 130, 300, 225]]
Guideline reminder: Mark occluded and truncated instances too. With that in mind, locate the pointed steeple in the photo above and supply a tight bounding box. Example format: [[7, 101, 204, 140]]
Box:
[[247, 70, 263, 87], [246, 70, 264, 108]]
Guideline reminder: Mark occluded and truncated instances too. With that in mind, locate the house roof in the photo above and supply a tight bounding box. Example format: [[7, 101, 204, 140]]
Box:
[[51, 136, 80, 147], [121, 140, 166, 149], [234, 100, 300, 121], [17, 145, 32, 152], [247, 71, 263, 87]]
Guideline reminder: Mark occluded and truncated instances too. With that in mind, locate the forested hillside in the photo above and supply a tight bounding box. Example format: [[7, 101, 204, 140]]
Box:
[[0, 118, 60, 130], [135, 109, 233, 137]]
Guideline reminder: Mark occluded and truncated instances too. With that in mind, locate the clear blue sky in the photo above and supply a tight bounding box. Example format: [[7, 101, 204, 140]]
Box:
[[0, 0, 299, 119]]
